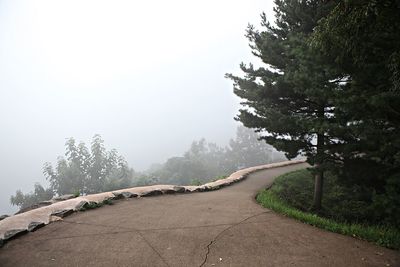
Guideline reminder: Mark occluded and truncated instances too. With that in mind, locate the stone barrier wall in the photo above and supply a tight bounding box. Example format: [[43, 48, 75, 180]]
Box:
[[0, 159, 306, 247]]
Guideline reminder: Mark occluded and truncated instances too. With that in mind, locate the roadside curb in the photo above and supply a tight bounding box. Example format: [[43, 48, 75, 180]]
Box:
[[0, 159, 305, 247]]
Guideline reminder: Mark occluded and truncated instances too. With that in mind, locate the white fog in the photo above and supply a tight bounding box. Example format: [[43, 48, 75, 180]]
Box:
[[0, 0, 275, 214]]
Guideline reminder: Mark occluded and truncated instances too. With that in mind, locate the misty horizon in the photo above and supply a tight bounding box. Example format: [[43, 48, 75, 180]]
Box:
[[0, 1, 275, 214]]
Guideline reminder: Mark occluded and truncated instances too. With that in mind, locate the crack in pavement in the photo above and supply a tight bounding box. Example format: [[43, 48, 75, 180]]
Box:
[[136, 231, 171, 267], [10, 214, 272, 267], [25, 228, 171, 267], [199, 211, 269, 267], [23, 216, 274, 243]]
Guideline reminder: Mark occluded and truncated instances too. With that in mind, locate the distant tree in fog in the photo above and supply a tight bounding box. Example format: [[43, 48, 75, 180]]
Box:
[[146, 126, 285, 185], [10, 128, 284, 209], [10, 183, 53, 209], [44, 134, 134, 195], [226, 126, 286, 170], [10, 135, 135, 209]]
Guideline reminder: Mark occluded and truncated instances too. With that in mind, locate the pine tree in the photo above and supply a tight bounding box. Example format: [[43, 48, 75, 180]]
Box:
[[313, 0, 400, 189], [226, 0, 338, 210]]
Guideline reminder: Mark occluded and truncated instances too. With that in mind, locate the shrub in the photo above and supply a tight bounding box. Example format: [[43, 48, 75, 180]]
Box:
[[270, 169, 398, 226]]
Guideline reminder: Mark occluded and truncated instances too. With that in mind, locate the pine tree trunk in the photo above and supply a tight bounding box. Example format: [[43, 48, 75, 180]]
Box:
[[313, 166, 324, 211], [312, 132, 325, 211]]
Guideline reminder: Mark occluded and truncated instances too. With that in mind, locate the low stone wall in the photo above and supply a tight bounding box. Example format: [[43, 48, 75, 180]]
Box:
[[0, 159, 305, 247]]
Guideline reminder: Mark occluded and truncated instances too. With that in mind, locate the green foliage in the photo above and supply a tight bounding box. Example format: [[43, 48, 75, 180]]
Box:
[[10, 183, 53, 209], [73, 190, 80, 198], [83, 202, 103, 210], [226, 0, 339, 164], [312, 0, 400, 188], [102, 198, 114, 205], [78, 199, 113, 211], [270, 169, 400, 226], [226, 126, 285, 169], [228, 0, 400, 212], [10, 135, 135, 209], [257, 189, 400, 250], [226, 0, 341, 209], [371, 173, 400, 226], [190, 179, 202, 186], [269, 169, 314, 210], [10, 126, 280, 208], [132, 174, 159, 187], [147, 126, 285, 186], [43, 135, 135, 195]]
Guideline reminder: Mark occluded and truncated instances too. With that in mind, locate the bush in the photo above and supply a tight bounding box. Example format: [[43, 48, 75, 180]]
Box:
[[371, 173, 400, 226], [10, 183, 54, 209], [270, 169, 398, 226]]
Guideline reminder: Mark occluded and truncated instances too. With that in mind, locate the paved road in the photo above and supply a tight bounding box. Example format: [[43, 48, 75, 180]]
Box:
[[0, 163, 399, 266]]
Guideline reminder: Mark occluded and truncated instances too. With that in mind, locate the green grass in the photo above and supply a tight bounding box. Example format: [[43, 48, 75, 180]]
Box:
[[190, 179, 203, 186], [268, 169, 396, 225], [257, 188, 400, 250], [73, 190, 80, 198]]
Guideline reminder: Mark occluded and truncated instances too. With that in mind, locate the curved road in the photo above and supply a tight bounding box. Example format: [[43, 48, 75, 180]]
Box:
[[0, 163, 399, 266]]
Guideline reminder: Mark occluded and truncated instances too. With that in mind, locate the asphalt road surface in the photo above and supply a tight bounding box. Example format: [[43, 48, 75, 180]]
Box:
[[0, 163, 399, 266]]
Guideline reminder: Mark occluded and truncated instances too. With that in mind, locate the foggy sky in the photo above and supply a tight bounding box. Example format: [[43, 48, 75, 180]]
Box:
[[0, 0, 275, 214]]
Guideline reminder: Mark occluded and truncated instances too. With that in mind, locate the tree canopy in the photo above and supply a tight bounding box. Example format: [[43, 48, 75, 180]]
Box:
[[43, 135, 134, 195], [10, 183, 53, 210], [148, 126, 285, 185], [313, 0, 400, 188], [226, 0, 339, 209], [228, 0, 400, 211], [10, 127, 283, 209]]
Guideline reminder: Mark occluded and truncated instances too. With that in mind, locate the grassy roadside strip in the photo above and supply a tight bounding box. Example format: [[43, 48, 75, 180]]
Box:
[[256, 189, 400, 250]]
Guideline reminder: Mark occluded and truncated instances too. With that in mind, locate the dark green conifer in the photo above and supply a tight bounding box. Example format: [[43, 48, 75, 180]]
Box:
[[313, 0, 400, 190], [226, 0, 338, 210]]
